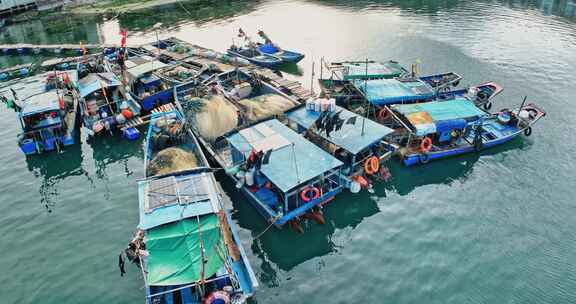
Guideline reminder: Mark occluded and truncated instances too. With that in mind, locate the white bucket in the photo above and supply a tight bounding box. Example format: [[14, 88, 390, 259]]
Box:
[[350, 181, 361, 194]]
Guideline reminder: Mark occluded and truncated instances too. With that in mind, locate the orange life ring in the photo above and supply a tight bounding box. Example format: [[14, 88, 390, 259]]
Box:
[[377, 107, 391, 121], [203, 291, 230, 304], [420, 137, 432, 153], [300, 187, 320, 202], [364, 156, 380, 175]]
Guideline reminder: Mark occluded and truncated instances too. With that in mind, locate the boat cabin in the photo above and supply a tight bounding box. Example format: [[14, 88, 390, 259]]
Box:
[[5, 71, 79, 155], [124, 56, 173, 111], [285, 103, 396, 189], [215, 119, 345, 227], [77, 72, 141, 135]]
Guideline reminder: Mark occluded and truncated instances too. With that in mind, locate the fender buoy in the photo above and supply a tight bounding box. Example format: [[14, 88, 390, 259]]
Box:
[[420, 137, 432, 153], [203, 291, 230, 304], [121, 109, 133, 120], [59, 98, 65, 109], [377, 107, 391, 121], [300, 187, 320, 202], [354, 175, 369, 188], [50, 111, 57, 118], [364, 156, 380, 175], [524, 127, 532, 136], [419, 153, 430, 164]]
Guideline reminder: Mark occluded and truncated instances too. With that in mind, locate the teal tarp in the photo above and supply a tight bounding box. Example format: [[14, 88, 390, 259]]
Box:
[[146, 214, 225, 286], [391, 98, 488, 122]]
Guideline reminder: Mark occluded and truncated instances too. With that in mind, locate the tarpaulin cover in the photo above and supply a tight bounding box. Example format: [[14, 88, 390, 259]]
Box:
[[127, 61, 167, 80], [391, 98, 487, 122], [259, 43, 279, 54], [146, 214, 225, 286], [435, 119, 467, 133], [343, 61, 406, 80], [355, 79, 435, 105], [406, 112, 436, 136]]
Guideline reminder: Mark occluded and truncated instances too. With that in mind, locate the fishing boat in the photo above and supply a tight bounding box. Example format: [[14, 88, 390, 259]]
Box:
[[382, 97, 546, 166], [320, 59, 409, 81], [255, 30, 305, 63], [0, 71, 79, 155], [77, 72, 141, 136], [285, 101, 396, 193], [227, 45, 283, 69], [122, 110, 258, 304]]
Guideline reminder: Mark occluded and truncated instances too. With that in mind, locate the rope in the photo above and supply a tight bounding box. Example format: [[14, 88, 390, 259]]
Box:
[[253, 214, 281, 240]]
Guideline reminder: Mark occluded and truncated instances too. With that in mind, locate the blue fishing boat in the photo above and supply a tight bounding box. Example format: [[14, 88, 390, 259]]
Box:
[[384, 98, 546, 166], [320, 59, 408, 81], [122, 110, 258, 304], [285, 102, 396, 193], [77, 72, 141, 136], [1, 71, 79, 155], [256, 30, 305, 63], [227, 45, 283, 69]]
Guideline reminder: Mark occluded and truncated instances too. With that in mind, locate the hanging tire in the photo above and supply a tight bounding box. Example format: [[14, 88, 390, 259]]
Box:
[[524, 127, 532, 136], [419, 153, 430, 164], [483, 102, 492, 110]]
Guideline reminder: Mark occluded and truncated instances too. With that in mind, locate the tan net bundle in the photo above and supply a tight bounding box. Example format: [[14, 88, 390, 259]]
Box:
[[194, 95, 239, 140], [147, 147, 199, 176], [239, 93, 297, 122]]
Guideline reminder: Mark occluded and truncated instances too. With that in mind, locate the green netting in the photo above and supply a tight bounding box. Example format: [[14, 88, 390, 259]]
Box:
[[146, 214, 225, 286]]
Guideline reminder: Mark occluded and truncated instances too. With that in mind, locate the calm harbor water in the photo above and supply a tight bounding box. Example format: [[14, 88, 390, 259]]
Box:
[[1, 0, 576, 303]]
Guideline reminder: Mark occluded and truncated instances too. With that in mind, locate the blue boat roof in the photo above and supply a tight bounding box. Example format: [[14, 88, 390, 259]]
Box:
[[77, 73, 122, 98], [355, 78, 435, 105], [138, 172, 220, 230], [21, 91, 60, 115], [226, 119, 343, 193], [391, 98, 488, 121], [286, 105, 394, 155]]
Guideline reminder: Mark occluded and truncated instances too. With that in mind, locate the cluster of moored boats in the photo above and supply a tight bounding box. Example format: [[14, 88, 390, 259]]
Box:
[[0, 32, 546, 304]]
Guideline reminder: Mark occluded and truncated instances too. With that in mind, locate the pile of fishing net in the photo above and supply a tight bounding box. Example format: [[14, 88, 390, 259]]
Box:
[[147, 147, 198, 177], [239, 93, 297, 122], [191, 95, 239, 141]]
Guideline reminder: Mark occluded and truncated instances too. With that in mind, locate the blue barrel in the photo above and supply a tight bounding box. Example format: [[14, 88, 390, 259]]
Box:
[[16, 48, 25, 55], [0, 73, 8, 81], [60, 63, 69, 70], [103, 47, 115, 55], [19, 68, 29, 76], [2, 48, 11, 55]]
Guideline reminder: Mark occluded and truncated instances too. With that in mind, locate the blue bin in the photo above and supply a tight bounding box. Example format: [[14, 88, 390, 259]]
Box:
[[44, 138, 56, 151], [17, 48, 26, 55], [123, 127, 140, 141], [20, 139, 37, 155]]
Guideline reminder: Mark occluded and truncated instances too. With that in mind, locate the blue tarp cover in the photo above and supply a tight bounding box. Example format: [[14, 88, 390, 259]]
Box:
[[355, 78, 435, 105], [391, 98, 488, 122], [286, 105, 394, 155], [226, 119, 343, 193], [78, 73, 121, 98], [259, 43, 279, 54]]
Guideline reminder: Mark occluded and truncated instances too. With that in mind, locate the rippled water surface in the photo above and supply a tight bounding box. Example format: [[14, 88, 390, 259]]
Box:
[[1, 1, 575, 303]]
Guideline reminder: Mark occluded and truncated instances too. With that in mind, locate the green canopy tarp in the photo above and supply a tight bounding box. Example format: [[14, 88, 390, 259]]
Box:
[[146, 214, 225, 286]]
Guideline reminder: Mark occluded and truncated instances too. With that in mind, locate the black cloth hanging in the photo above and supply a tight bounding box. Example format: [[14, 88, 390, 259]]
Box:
[[262, 149, 273, 165]]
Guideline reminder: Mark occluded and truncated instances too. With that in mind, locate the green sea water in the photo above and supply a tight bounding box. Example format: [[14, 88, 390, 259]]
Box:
[[1, 0, 576, 303]]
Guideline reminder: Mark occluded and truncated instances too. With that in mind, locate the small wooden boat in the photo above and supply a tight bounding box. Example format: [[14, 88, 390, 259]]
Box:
[[122, 109, 258, 304], [382, 98, 546, 166], [256, 30, 305, 63], [77, 72, 141, 136], [1, 71, 79, 155]]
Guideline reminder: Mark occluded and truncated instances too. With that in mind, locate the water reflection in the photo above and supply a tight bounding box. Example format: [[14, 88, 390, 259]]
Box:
[[24, 144, 90, 212], [88, 135, 144, 180]]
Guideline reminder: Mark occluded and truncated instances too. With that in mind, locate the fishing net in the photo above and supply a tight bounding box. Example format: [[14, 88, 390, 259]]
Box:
[[239, 93, 297, 122], [192, 95, 239, 141], [147, 147, 198, 177]]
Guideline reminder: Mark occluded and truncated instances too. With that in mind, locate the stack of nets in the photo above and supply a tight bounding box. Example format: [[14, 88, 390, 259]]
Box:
[[192, 95, 239, 141], [147, 147, 198, 177], [239, 93, 297, 122]]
